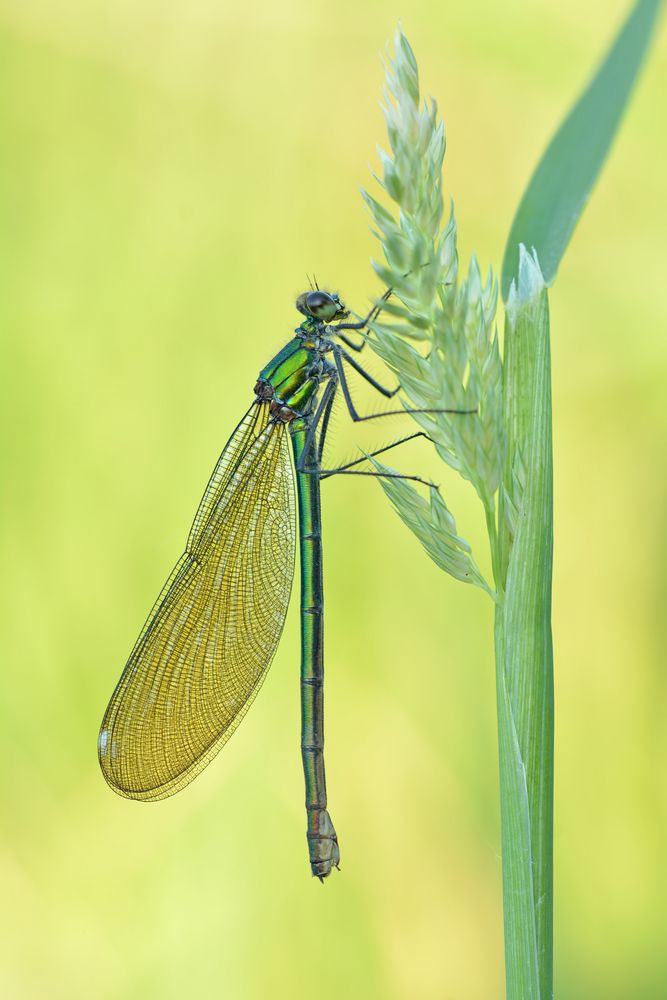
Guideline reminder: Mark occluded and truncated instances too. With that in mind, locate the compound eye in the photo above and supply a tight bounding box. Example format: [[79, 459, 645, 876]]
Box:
[[305, 291, 337, 320]]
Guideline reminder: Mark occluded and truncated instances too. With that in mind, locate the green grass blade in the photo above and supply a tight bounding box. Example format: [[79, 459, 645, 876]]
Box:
[[495, 619, 542, 997], [501, 0, 662, 301], [497, 247, 554, 999]]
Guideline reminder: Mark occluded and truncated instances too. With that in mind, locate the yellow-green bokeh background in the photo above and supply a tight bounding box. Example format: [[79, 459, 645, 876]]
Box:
[[1, 1, 665, 997]]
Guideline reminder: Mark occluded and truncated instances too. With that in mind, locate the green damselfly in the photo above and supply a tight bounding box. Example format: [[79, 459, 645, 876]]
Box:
[[99, 285, 470, 879]]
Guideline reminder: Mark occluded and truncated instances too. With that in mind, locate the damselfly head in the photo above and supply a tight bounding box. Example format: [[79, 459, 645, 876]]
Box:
[[296, 290, 349, 322]]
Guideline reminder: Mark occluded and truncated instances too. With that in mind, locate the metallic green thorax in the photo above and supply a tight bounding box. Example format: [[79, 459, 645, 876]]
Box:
[[257, 322, 333, 420]]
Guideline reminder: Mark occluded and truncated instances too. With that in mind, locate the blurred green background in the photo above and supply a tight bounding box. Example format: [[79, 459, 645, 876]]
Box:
[[1, 1, 665, 997]]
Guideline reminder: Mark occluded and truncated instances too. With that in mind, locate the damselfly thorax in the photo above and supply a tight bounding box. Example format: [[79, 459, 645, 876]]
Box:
[[254, 292, 346, 425]]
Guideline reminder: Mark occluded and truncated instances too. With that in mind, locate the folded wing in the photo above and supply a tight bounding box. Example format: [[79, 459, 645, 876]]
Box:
[[99, 402, 296, 800]]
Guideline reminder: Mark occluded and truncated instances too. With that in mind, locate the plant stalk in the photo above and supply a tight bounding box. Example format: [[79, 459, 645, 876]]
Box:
[[495, 251, 554, 999]]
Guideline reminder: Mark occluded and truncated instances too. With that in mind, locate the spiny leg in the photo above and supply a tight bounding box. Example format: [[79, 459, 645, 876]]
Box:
[[338, 332, 366, 352], [296, 343, 473, 483], [319, 432, 431, 480], [339, 347, 400, 399], [317, 378, 337, 468], [333, 346, 476, 424], [295, 381, 435, 487], [294, 367, 421, 473], [317, 430, 436, 487], [297, 376, 338, 471]]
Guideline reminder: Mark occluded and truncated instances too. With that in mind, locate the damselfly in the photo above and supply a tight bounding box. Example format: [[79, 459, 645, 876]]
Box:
[[98, 285, 470, 879]]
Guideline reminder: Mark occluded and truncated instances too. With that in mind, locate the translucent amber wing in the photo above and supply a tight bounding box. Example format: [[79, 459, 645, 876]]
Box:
[[99, 402, 296, 800]]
